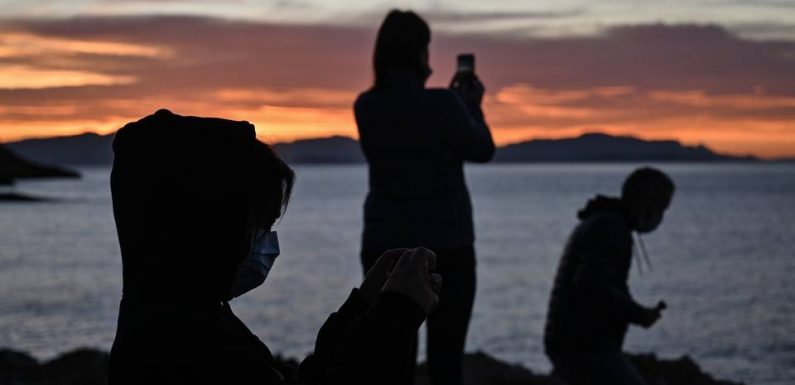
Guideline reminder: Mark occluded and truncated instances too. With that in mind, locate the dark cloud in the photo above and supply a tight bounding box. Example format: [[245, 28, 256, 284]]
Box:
[[729, 21, 795, 41], [3, 16, 374, 90], [434, 24, 795, 94], [1, 15, 794, 155], [99, 0, 249, 3], [708, 0, 795, 8], [422, 9, 584, 23], [5, 16, 793, 93]]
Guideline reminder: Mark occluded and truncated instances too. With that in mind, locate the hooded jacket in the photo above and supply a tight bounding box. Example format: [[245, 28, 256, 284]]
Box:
[[543, 196, 648, 354], [108, 110, 425, 385]]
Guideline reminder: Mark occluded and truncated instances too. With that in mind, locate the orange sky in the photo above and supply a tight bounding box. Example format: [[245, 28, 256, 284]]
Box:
[[1, 17, 794, 158]]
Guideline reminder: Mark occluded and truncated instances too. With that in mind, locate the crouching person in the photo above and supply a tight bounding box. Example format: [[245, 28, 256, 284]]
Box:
[[543, 167, 675, 385], [108, 109, 441, 385]]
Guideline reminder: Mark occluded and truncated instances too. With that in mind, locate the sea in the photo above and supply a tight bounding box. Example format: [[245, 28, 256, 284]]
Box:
[[1, 163, 793, 385]]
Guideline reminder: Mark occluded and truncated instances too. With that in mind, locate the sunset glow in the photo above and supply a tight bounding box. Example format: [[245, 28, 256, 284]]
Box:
[[0, 65, 136, 89], [1, 1, 793, 158]]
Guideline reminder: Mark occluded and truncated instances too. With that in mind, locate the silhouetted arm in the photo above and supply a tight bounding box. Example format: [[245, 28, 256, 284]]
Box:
[[299, 289, 424, 385], [442, 92, 495, 162], [573, 223, 647, 323], [298, 289, 369, 382]]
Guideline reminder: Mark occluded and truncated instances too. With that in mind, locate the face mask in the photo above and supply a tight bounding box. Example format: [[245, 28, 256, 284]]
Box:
[[228, 230, 280, 298], [635, 207, 664, 233]]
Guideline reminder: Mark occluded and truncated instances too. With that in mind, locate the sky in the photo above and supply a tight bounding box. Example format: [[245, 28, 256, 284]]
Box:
[[1, 1, 794, 158]]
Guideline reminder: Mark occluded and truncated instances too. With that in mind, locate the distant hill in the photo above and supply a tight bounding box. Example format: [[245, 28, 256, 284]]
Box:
[[494, 133, 756, 162], [273, 136, 364, 164], [0, 144, 80, 181], [6, 131, 757, 166], [6, 133, 115, 166], [5, 133, 364, 165]]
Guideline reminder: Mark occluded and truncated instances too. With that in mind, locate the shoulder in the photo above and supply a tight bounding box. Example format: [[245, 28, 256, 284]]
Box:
[[354, 90, 373, 108], [353, 91, 381, 119], [579, 212, 632, 244]]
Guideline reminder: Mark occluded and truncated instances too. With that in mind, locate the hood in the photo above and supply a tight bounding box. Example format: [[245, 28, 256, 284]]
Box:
[[577, 194, 633, 225], [111, 109, 260, 303]]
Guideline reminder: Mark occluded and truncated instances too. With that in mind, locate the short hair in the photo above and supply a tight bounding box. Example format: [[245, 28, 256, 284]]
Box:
[[372, 10, 431, 90], [621, 167, 675, 207]]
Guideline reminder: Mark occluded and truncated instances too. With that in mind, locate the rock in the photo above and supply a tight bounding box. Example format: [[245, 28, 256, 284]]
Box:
[[0, 348, 108, 385], [41, 349, 109, 385], [0, 350, 39, 385], [415, 351, 564, 385], [414, 351, 744, 385], [0, 348, 745, 385], [627, 353, 744, 385], [0, 144, 80, 180], [0, 193, 47, 202]]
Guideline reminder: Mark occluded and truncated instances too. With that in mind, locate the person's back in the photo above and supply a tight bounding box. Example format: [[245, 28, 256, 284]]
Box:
[[544, 197, 637, 354], [356, 71, 493, 251], [354, 10, 494, 385]]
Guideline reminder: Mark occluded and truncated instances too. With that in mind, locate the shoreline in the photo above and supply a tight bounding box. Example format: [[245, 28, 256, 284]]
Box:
[[0, 348, 745, 385]]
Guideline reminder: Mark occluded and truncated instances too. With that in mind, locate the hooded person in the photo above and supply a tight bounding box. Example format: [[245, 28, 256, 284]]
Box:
[[543, 167, 675, 385], [108, 109, 442, 385]]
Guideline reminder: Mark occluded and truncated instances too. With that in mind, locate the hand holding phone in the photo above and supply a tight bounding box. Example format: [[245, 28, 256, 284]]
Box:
[[359, 248, 408, 304], [450, 53, 484, 105], [457, 54, 475, 80], [382, 247, 442, 315]]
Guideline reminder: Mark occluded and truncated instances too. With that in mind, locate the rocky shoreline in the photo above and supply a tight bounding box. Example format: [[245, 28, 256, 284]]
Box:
[[0, 348, 743, 385]]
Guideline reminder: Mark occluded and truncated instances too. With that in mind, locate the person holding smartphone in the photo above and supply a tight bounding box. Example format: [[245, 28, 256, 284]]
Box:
[[354, 10, 495, 385], [107, 109, 442, 385]]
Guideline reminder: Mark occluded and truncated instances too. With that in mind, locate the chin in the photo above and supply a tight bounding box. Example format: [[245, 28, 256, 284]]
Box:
[[636, 222, 661, 233]]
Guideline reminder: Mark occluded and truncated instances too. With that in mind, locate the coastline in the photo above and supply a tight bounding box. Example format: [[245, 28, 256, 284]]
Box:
[[0, 348, 745, 385]]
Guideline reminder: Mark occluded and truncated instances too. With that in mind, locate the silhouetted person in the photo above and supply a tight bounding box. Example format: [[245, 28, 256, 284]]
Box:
[[108, 109, 442, 385], [354, 10, 495, 385], [543, 167, 675, 385]]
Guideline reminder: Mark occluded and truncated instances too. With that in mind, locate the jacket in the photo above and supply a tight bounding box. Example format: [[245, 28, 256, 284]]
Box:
[[108, 109, 425, 384], [543, 196, 648, 354], [355, 71, 495, 251]]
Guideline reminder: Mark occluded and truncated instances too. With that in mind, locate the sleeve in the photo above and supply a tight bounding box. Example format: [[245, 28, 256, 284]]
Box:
[[441, 91, 495, 163], [298, 289, 370, 381], [572, 222, 648, 324], [299, 290, 425, 385]]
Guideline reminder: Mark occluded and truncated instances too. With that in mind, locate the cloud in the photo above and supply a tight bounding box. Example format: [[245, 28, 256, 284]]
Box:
[[0, 16, 794, 157], [422, 9, 584, 23], [0, 32, 171, 58], [214, 88, 357, 108], [729, 21, 795, 41], [0, 65, 137, 89]]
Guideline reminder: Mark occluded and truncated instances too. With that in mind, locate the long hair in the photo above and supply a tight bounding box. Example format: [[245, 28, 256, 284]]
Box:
[[372, 10, 431, 90]]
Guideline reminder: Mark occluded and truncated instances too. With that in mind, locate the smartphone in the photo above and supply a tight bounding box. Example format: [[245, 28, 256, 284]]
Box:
[[456, 53, 475, 77]]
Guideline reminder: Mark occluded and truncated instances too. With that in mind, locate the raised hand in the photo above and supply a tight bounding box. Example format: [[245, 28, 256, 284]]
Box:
[[451, 75, 485, 106], [383, 247, 442, 315], [359, 248, 408, 304], [637, 301, 666, 328]]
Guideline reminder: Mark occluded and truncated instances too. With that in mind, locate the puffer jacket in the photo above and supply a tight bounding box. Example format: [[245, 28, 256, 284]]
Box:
[[543, 196, 648, 354], [355, 70, 495, 252]]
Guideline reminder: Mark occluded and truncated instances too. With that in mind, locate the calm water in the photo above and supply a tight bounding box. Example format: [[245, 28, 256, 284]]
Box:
[[1, 164, 793, 384]]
